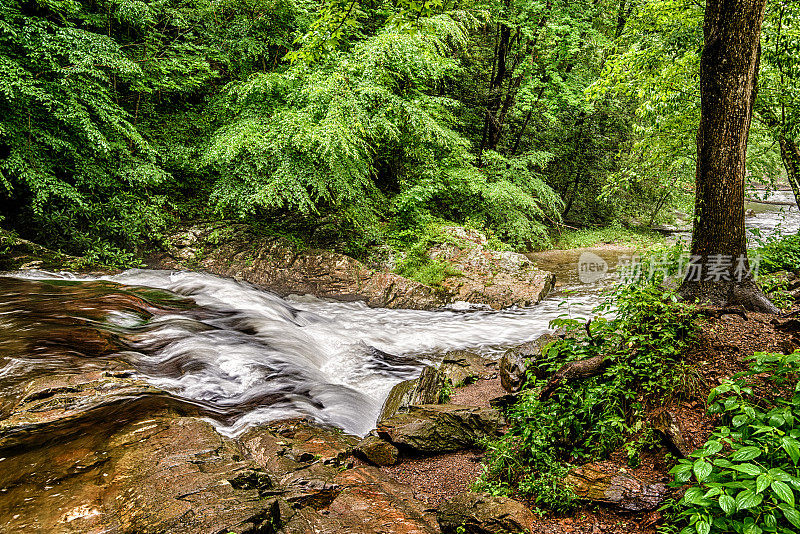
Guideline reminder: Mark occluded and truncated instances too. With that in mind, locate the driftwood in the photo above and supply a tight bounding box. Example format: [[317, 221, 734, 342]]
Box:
[[539, 355, 608, 401], [564, 464, 668, 512]]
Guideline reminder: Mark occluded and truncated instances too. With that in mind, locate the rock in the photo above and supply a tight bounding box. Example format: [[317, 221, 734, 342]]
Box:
[[278, 462, 342, 508], [437, 492, 536, 534], [150, 223, 554, 310], [327, 467, 441, 533], [355, 433, 400, 466], [279, 506, 342, 533], [0, 371, 194, 449], [379, 366, 448, 421], [378, 404, 505, 453], [238, 418, 358, 476], [429, 226, 555, 309], [0, 416, 280, 533], [149, 223, 449, 310], [653, 411, 691, 458], [564, 463, 668, 512], [439, 350, 496, 386], [499, 334, 556, 392]]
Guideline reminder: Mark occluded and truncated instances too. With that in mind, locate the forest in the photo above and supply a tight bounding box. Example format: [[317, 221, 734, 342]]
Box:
[[2, 0, 797, 264]]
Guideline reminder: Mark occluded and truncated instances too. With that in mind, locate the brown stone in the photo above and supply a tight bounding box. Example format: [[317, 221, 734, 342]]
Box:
[[378, 404, 504, 453], [436, 491, 536, 534], [564, 463, 668, 512], [355, 434, 400, 466]]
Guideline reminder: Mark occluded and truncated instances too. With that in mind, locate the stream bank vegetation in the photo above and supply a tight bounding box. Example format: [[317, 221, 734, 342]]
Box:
[[476, 245, 800, 533]]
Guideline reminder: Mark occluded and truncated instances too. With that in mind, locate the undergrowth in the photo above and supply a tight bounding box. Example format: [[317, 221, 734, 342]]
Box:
[[664, 351, 800, 534], [476, 258, 702, 511]]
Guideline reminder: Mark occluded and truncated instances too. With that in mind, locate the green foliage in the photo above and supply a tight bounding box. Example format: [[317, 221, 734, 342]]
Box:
[[667, 351, 800, 534], [753, 235, 800, 275], [478, 271, 701, 510], [553, 225, 665, 250]]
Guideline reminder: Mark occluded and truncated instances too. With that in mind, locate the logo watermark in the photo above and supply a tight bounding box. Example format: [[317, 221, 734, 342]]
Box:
[[578, 252, 609, 283], [577, 253, 761, 284]]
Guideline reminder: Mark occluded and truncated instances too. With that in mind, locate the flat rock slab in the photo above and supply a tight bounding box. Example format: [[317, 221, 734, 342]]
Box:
[[564, 463, 668, 512], [0, 416, 277, 533], [437, 491, 536, 534], [327, 467, 441, 534], [378, 404, 505, 453]]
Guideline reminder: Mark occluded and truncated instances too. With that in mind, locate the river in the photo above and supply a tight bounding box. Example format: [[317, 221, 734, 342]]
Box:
[[0, 193, 796, 437]]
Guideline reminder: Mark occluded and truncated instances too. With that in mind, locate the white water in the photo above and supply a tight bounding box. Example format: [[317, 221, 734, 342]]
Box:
[[7, 269, 598, 436]]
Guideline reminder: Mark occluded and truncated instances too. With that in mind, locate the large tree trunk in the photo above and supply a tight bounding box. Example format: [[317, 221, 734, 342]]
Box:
[[678, 0, 777, 314]]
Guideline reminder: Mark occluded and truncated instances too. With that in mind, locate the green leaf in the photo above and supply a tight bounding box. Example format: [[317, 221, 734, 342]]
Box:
[[696, 519, 710, 534], [736, 489, 763, 510], [756, 474, 771, 493], [780, 503, 800, 529], [782, 437, 800, 466], [731, 463, 763, 476], [694, 459, 713, 482], [731, 446, 762, 462], [771, 480, 795, 507], [718, 494, 736, 514]]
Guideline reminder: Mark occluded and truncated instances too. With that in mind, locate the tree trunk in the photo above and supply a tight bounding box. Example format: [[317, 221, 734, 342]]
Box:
[[678, 0, 777, 314], [779, 136, 800, 209]]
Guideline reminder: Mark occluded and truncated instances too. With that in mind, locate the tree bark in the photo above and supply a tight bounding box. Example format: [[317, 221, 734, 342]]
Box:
[[678, 0, 777, 314]]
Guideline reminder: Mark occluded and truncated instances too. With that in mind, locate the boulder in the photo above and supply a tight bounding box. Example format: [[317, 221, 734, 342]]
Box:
[[439, 350, 496, 386], [379, 366, 448, 421], [355, 433, 400, 466], [150, 223, 554, 310], [377, 404, 505, 453], [429, 226, 555, 309], [436, 492, 536, 534], [499, 334, 556, 393], [149, 223, 449, 310], [564, 463, 668, 512]]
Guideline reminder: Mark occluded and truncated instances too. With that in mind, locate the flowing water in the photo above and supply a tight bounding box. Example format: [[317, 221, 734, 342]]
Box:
[[0, 194, 796, 438], [0, 270, 598, 438]]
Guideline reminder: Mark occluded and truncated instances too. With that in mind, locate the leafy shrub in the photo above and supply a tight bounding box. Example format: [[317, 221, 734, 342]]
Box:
[[753, 235, 800, 275], [668, 351, 800, 534], [478, 272, 701, 510]]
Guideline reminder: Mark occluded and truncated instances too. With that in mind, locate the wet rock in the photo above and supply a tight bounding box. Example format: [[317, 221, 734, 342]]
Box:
[[429, 226, 555, 309], [238, 418, 358, 476], [355, 433, 400, 466], [439, 350, 496, 386], [0, 416, 279, 533], [564, 463, 668, 512], [499, 334, 555, 392], [150, 223, 449, 310], [379, 366, 448, 421], [378, 404, 505, 453], [278, 506, 342, 533], [0, 371, 186, 449], [328, 466, 441, 533], [151, 223, 554, 310], [279, 462, 342, 508], [437, 492, 536, 534]]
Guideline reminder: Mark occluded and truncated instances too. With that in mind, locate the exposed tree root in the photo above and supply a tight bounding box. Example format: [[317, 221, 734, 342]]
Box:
[[678, 279, 779, 315]]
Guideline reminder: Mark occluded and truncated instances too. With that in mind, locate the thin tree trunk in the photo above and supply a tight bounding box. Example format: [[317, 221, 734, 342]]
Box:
[[779, 136, 800, 208], [678, 0, 776, 313]]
